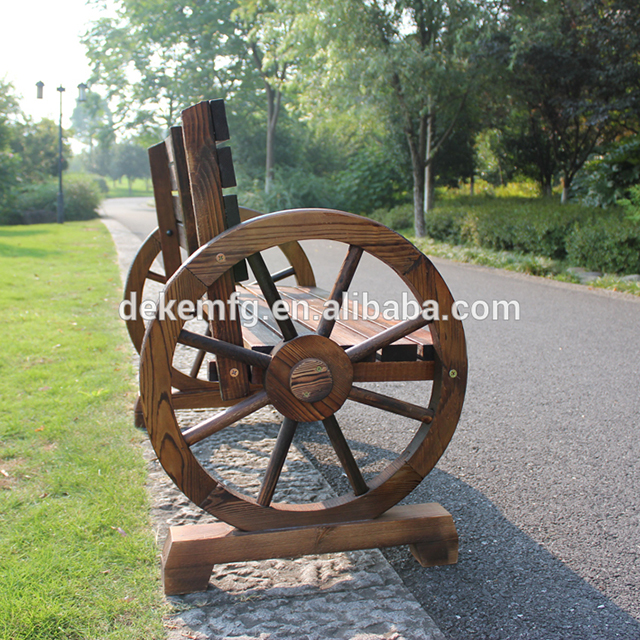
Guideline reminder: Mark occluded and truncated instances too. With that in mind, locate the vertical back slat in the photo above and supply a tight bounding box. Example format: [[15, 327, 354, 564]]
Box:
[[149, 142, 183, 279], [181, 101, 250, 400], [168, 126, 199, 255]]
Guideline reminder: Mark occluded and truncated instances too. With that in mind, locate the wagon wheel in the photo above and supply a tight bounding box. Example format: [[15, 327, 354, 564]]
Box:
[[139, 209, 467, 532], [124, 207, 316, 374]]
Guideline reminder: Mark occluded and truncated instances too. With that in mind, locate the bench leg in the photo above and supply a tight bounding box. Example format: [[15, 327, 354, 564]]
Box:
[[409, 536, 458, 567], [161, 503, 458, 595]]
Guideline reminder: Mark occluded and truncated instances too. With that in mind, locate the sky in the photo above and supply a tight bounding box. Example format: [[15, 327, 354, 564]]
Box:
[[0, 0, 114, 128]]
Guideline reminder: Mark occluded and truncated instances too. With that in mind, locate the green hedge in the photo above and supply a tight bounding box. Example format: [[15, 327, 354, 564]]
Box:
[[1, 174, 102, 225], [431, 197, 590, 259], [369, 196, 640, 276], [566, 216, 640, 274], [369, 203, 414, 231]]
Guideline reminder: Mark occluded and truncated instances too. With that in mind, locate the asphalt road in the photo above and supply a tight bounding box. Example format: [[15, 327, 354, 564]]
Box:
[[103, 198, 640, 640]]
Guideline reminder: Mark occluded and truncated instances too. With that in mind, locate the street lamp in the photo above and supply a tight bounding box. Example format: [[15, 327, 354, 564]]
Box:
[[36, 81, 88, 224]]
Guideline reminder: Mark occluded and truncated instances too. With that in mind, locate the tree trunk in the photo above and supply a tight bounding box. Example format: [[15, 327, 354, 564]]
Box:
[[540, 171, 553, 197], [413, 167, 426, 237], [423, 109, 435, 215], [424, 164, 435, 212], [265, 83, 281, 195], [470, 174, 475, 196], [560, 174, 573, 204]]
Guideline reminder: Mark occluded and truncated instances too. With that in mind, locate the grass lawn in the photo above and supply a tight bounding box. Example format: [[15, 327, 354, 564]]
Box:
[[0, 221, 165, 639]]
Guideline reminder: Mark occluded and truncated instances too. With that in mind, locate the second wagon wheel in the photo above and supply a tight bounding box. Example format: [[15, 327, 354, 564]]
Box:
[[124, 208, 316, 381], [139, 209, 467, 532]]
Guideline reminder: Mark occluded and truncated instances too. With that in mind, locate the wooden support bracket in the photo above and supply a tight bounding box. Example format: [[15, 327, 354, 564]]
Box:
[[161, 502, 458, 595]]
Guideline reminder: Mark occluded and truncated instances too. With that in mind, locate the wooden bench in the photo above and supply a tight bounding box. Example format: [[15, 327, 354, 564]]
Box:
[[133, 99, 467, 595], [124, 100, 316, 422]]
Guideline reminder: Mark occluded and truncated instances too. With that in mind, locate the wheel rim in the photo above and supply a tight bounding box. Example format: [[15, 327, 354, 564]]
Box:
[[140, 209, 467, 531]]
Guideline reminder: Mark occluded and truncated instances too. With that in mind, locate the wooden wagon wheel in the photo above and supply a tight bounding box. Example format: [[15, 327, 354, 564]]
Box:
[[124, 207, 316, 377], [139, 209, 467, 532]]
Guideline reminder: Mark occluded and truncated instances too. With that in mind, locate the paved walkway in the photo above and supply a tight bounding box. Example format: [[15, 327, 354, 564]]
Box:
[[101, 214, 446, 640]]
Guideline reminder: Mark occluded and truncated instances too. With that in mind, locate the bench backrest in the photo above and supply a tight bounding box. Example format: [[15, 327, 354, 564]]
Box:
[[148, 100, 250, 400]]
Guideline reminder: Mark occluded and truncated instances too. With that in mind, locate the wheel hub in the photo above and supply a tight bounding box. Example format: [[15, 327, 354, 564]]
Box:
[[264, 335, 353, 422], [289, 358, 333, 402]]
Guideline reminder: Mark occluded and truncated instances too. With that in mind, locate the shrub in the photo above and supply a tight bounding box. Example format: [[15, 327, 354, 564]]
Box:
[[619, 184, 640, 223], [6, 174, 103, 225], [494, 179, 541, 198], [63, 174, 103, 220], [368, 203, 414, 231], [460, 201, 580, 259], [423, 207, 465, 244], [379, 194, 640, 275], [566, 216, 640, 275], [574, 136, 640, 207], [423, 197, 587, 259]]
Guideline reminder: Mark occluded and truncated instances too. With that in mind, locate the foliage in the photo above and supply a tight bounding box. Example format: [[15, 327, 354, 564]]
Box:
[[0, 221, 165, 638], [373, 194, 640, 276], [83, 0, 308, 192], [412, 232, 640, 294], [2, 175, 103, 225], [574, 136, 640, 207], [413, 234, 564, 278], [368, 203, 414, 231], [10, 118, 71, 184], [309, 0, 496, 235], [498, 0, 640, 202], [415, 197, 589, 258], [110, 142, 150, 193], [101, 177, 153, 199], [566, 215, 640, 274], [0, 81, 79, 224], [80, 0, 640, 230], [71, 90, 116, 177], [619, 184, 640, 223], [334, 145, 411, 214], [71, 90, 114, 149]]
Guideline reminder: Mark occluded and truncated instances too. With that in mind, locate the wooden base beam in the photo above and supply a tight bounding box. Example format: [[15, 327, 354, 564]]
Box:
[[161, 503, 458, 595]]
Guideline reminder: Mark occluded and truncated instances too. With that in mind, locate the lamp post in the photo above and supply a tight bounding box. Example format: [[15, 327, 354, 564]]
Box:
[[36, 81, 88, 224]]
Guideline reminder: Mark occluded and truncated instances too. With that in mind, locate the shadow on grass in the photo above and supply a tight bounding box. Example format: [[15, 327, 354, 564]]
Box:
[[0, 227, 51, 238], [0, 241, 60, 259], [294, 422, 640, 640]]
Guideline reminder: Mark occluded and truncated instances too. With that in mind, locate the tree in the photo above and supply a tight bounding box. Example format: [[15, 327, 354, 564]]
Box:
[[71, 90, 115, 167], [111, 142, 150, 195], [84, 0, 305, 193], [10, 119, 71, 184], [0, 79, 21, 218], [502, 0, 640, 202], [307, 0, 495, 236]]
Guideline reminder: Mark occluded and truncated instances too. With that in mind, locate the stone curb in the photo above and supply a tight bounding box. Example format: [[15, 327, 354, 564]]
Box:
[[101, 213, 445, 640]]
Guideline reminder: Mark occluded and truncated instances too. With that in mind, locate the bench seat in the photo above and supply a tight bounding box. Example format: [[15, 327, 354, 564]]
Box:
[[207, 284, 435, 385]]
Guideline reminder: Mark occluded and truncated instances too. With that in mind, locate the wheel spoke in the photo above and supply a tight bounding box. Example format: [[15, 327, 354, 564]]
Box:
[[257, 417, 298, 506], [182, 390, 269, 445], [249, 266, 295, 286], [147, 270, 167, 284], [316, 246, 363, 339], [188, 325, 211, 378], [349, 386, 434, 423], [178, 329, 272, 369], [247, 252, 298, 341], [345, 315, 430, 363], [322, 414, 368, 496]]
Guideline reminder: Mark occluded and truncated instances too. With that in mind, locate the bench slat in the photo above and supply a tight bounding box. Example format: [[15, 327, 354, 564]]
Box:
[[182, 100, 250, 400]]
